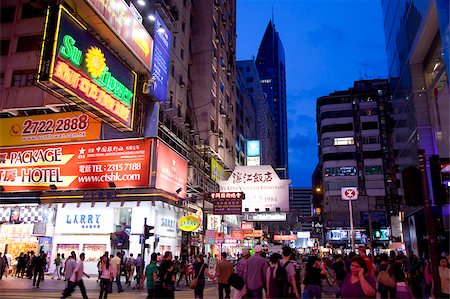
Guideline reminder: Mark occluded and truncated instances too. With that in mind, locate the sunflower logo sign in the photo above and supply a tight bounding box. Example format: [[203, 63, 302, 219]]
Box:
[[85, 47, 106, 79]]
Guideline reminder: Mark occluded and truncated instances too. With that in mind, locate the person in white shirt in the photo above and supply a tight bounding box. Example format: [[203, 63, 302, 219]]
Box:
[[61, 253, 90, 299], [109, 252, 123, 293]]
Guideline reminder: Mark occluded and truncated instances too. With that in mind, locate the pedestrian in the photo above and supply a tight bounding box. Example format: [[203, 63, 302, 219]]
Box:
[[433, 256, 450, 298], [0, 252, 6, 280], [243, 245, 269, 299], [62, 252, 77, 294], [135, 253, 144, 288], [303, 256, 328, 298], [332, 254, 346, 298], [278, 246, 301, 298], [60, 254, 66, 278], [233, 248, 250, 299], [193, 254, 211, 299], [109, 252, 123, 293], [160, 260, 175, 298], [120, 251, 128, 285], [61, 252, 90, 299], [375, 253, 396, 299], [145, 253, 158, 299], [52, 253, 62, 280], [98, 254, 115, 299], [126, 253, 136, 286], [266, 252, 282, 299], [158, 251, 173, 294], [177, 256, 189, 287], [32, 251, 46, 288], [215, 252, 234, 299], [340, 256, 376, 298]]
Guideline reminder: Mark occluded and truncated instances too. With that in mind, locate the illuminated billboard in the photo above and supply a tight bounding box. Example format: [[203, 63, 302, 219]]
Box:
[[38, 6, 137, 131], [246, 140, 261, 157], [0, 112, 101, 147], [0, 139, 151, 192], [150, 11, 171, 102], [219, 165, 291, 212]]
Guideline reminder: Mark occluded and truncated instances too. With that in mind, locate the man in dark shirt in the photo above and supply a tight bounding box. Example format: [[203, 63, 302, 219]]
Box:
[[32, 251, 46, 288], [332, 254, 346, 298]]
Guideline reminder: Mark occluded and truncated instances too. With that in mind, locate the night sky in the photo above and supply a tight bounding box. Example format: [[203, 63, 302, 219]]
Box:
[[237, 0, 388, 187]]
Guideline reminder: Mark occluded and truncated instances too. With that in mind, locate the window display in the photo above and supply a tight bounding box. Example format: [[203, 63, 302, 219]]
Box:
[[83, 244, 106, 262], [56, 244, 79, 259]]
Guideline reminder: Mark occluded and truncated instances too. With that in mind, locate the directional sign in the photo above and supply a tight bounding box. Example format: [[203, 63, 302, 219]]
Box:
[[341, 187, 358, 200]]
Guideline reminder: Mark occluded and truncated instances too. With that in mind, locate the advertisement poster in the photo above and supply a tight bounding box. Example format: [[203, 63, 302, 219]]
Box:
[[0, 112, 101, 147], [154, 140, 187, 199], [0, 138, 151, 192], [54, 207, 114, 234], [150, 11, 171, 102], [219, 165, 291, 212]]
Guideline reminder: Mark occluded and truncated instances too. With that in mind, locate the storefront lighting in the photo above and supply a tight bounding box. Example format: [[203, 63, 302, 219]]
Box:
[[148, 14, 156, 21]]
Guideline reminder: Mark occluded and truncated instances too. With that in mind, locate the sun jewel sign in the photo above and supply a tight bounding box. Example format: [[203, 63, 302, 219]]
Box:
[[38, 7, 137, 131], [218, 165, 291, 212]]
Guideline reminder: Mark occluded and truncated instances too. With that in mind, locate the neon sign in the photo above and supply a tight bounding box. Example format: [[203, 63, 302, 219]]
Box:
[[38, 6, 137, 131]]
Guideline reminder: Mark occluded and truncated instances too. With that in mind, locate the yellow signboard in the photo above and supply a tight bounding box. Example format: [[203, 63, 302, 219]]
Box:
[[177, 215, 200, 232], [0, 112, 101, 147]]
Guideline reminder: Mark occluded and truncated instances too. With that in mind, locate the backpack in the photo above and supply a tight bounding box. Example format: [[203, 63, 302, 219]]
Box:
[[276, 261, 291, 296]]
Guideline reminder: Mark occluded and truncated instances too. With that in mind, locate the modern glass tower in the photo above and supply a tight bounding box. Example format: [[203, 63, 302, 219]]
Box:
[[255, 20, 288, 179]]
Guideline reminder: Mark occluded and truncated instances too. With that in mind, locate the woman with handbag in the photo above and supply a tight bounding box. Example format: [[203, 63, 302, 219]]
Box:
[[376, 254, 396, 299], [341, 256, 376, 298], [192, 254, 211, 299]]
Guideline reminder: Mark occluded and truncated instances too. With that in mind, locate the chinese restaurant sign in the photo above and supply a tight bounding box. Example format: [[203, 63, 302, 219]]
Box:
[[0, 112, 101, 147], [154, 140, 188, 199], [206, 192, 244, 215], [85, 0, 153, 70], [218, 165, 291, 212], [0, 139, 151, 192], [151, 11, 171, 102], [38, 7, 137, 131]]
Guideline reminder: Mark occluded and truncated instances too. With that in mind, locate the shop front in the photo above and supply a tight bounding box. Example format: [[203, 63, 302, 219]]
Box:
[[155, 202, 180, 256]]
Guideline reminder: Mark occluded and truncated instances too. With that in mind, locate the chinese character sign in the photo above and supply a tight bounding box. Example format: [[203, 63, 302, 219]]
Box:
[[219, 165, 291, 212]]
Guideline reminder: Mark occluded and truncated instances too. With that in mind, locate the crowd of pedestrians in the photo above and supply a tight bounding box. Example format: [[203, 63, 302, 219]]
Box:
[[1, 246, 449, 299]]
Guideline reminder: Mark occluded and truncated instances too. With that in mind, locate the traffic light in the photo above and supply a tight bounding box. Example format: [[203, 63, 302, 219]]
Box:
[[144, 225, 155, 239]]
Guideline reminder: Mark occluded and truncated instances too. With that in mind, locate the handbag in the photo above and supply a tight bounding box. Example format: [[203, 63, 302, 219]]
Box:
[[190, 264, 205, 289], [377, 265, 396, 289], [228, 273, 245, 290]]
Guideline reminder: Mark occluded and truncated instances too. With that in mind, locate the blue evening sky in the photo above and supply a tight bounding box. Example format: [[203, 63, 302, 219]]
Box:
[[236, 0, 388, 187]]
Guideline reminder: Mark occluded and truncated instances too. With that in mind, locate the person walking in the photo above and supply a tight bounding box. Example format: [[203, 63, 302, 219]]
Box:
[[243, 245, 269, 299], [60, 254, 66, 278], [332, 254, 347, 298], [193, 254, 210, 299], [126, 253, 136, 286], [109, 252, 123, 293], [0, 252, 7, 280], [266, 252, 282, 299], [177, 257, 189, 287], [433, 256, 450, 298], [340, 256, 376, 298], [303, 256, 328, 299], [279, 246, 301, 298], [376, 253, 396, 299], [135, 253, 144, 289], [215, 252, 234, 299], [32, 251, 46, 288], [62, 252, 77, 295], [234, 248, 250, 299], [98, 255, 115, 299], [52, 253, 62, 280], [61, 252, 90, 299], [145, 253, 158, 299]]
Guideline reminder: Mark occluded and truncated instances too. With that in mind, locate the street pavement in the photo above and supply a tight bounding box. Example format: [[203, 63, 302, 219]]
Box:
[[0, 274, 218, 299]]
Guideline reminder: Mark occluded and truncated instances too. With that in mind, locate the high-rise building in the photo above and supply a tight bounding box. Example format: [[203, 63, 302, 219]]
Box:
[[290, 188, 313, 232], [237, 60, 276, 167], [255, 20, 288, 178], [316, 79, 395, 248], [381, 0, 449, 255]]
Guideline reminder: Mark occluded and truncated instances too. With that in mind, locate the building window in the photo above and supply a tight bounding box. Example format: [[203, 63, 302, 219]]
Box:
[[11, 71, 36, 87], [361, 122, 378, 130], [21, 4, 46, 19], [180, 48, 184, 60], [365, 166, 383, 175], [362, 136, 380, 144], [173, 35, 176, 48], [321, 123, 353, 133], [246, 77, 254, 83], [114, 208, 132, 226], [171, 62, 175, 77], [177, 103, 182, 117], [16, 35, 42, 52], [1, 7, 15, 23], [1, 40, 10, 55], [333, 137, 354, 146], [182, 21, 186, 32]]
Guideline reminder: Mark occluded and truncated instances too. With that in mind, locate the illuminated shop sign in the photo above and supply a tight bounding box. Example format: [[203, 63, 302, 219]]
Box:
[[0, 112, 101, 147], [38, 7, 137, 131], [246, 140, 260, 157], [55, 207, 114, 234]]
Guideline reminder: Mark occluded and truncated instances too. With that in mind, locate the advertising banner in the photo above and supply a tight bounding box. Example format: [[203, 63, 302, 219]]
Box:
[[244, 230, 263, 238], [0, 138, 151, 192], [231, 230, 244, 240], [245, 212, 287, 222], [211, 158, 226, 183], [154, 140, 188, 199], [0, 112, 101, 147], [38, 7, 137, 131], [207, 192, 244, 215], [219, 165, 291, 212], [150, 11, 171, 102], [85, 0, 153, 70], [274, 235, 297, 241], [177, 215, 199, 232], [54, 207, 114, 234], [246, 140, 260, 157]]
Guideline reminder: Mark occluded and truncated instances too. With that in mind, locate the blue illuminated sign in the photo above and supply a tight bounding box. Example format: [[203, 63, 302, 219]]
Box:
[[246, 140, 260, 157], [151, 11, 171, 102]]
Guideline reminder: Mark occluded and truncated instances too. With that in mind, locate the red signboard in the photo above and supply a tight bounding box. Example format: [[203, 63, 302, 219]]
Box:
[[231, 230, 244, 240], [244, 230, 263, 238], [155, 141, 188, 199], [0, 139, 151, 192], [85, 0, 153, 70], [274, 235, 297, 241], [241, 222, 253, 231]]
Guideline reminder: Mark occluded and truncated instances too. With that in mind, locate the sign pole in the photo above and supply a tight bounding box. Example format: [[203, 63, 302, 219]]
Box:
[[348, 200, 355, 251]]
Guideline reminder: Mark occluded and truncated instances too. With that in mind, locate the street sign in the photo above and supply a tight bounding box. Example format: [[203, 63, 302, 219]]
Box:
[[341, 187, 358, 200]]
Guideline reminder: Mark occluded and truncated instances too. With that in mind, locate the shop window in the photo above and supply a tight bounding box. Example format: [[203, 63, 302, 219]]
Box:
[[16, 35, 42, 52], [11, 71, 36, 87], [83, 244, 106, 262], [1, 40, 10, 55], [57, 244, 79, 259], [365, 165, 383, 175], [114, 208, 132, 227], [1, 7, 15, 23]]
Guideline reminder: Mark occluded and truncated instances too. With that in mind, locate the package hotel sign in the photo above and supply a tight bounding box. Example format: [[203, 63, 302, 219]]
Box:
[[218, 165, 291, 212], [0, 138, 151, 192], [38, 7, 137, 131]]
